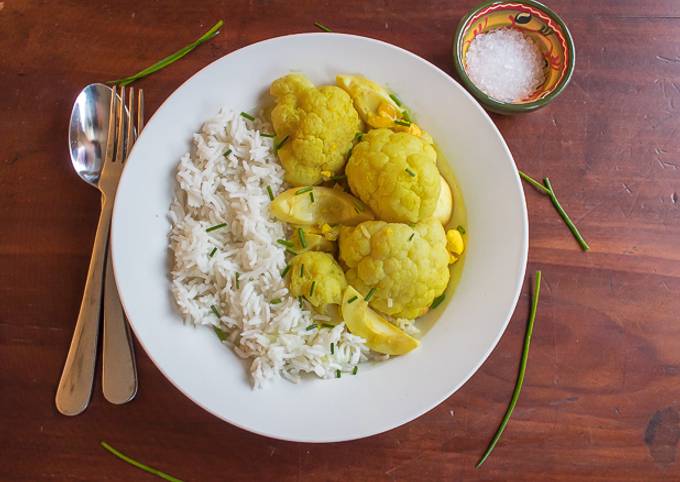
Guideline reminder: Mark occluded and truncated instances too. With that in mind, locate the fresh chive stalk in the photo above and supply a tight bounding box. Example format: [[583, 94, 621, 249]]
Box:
[[409, 232, 415, 241], [347, 295, 358, 304], [352, 366, 358, 375], [107, 20, 224, 87], [295, 186, 313, 195], [209, 247, 217, 257], [261, 133, 275, 138], [364, 287, 376, 302], [206, 223, 227, 233], [210, 305, 221, 317], [281, 265, 291, 277], [277, 239, 294, 248], [298, 228, 307, 248], [300, 264, 305, 277], [309, 280, 316, 297], [240, 111, 255, 121], [519, 171, 590, 251], [275, 135, 289, 150], [285, 247, 298, 256], [476, 271, 542, 468], [309, 191, 315, 203], [456, 225, 466, 235], [315, 22, 332, 32], [330, 342, 335, 354], [394, 119, 411, 127], [305, 324, 317, 331], [430, 293, 445, 310], [100, 441, 183, 482], [405, 168, 416, 177], [266, 185, 274, 201], [389, 93, 403, 107]]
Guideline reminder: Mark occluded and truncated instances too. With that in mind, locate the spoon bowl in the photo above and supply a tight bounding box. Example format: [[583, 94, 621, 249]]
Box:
[[68, 83, 120, 186]]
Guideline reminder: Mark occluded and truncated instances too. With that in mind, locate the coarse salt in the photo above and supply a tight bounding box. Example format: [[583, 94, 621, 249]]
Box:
[[465, 27, 545, 103]]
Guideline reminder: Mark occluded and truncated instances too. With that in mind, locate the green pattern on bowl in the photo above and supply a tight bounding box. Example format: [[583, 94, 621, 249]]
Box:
[[453, 0, 575, 114]]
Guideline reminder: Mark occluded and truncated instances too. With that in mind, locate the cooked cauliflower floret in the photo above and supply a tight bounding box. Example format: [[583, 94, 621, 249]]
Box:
[[270, 73, 362, 186], [288, 251, 347, 308], [338, 220, 450, 318], [346, 128, 441, 223]]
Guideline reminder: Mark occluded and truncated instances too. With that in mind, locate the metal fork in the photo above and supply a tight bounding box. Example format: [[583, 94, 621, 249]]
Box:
[[56, 86, 141, 415], [102, 87, 143, 405]]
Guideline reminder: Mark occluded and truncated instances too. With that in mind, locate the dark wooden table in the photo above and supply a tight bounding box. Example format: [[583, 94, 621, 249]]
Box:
[[2, 1, 680, 480]]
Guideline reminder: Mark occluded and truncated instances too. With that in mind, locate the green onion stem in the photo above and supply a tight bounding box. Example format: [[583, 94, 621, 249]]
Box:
[[544, 178, 590, 252], [100, 442, 183, 482], [476, 271, 542, 468], [108, 20, 223, 87]]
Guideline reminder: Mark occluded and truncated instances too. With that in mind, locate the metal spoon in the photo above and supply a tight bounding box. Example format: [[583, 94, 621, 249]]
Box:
[[56, 83, 137, 415]]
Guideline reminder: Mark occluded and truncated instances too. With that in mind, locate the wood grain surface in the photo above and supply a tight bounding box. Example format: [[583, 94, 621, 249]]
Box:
[[2, 1, 680, 480]]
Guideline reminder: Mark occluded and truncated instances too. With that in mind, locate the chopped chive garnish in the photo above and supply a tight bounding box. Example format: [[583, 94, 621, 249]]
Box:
[[457, 225, 466, 235], [277, 239, 294, 248], [298, 296, 303, 308], [364, 287, 376, 302], [270, 298, 282, 305], [240, 111, 255, 121], [224, 148, 232, 158], [409, 233, 415, 241], [281, 265, 291, 277], [405, 168, 416, 177], [206, 222, 227, 232], [298, 228, 307, 248], [309, 191, 315, 203], [477, 271, 542, 467], [322, 323, 335, 329], [309, 280, 316, 297], [389, 93, 403, 107], [330, 342, 335, 354], [394, 119, 411, 127], [353, 200, 365, 212], [305, 323, 317, 331], [210, 304, 221, 317], [209, 247, 217, 257], [100, 441, 183, 482], [213, 325, 227, 342], [336, 369, 341, 378], [430, 293, 445, 310], [107, 20, 224, 87], [266, 185, 274, 201], [353, 365, 358, 375], [295, 186, 313, 195], [402, 110, 412, 122], [315, 21, 332, 32], [285, 247, 298, 256], [235, 273, 240, 289], [354, 132, 364, 142], [261, 133, 275, 138], [329, 174, 347, 181], [300, 264, 305, 277], [347, 295, 358, 304], [275, 135, 289, 150]]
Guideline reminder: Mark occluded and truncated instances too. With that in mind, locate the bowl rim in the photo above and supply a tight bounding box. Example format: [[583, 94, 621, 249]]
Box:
[[452, 0, 575, 113]]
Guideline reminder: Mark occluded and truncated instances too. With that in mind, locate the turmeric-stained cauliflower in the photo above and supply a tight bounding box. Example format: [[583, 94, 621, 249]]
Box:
[[270, 74, 362, 186], [346, 128, 440, 223], [338, 220, 450, 318], [288, 251, 347, 309]]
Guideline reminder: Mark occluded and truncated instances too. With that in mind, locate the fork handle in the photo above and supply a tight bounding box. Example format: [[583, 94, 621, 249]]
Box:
[[55, 195, 112, 416], [102, 240, 138, 404]]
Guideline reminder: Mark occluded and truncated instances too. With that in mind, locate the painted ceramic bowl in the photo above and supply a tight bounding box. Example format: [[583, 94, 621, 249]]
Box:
[[453, 0, 575, 114]]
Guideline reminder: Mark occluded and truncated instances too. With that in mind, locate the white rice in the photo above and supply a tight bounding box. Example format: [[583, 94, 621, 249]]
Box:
[[168, 110, 371, 388]]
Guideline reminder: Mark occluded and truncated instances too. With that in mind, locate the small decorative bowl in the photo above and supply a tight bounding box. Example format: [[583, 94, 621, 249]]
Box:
[[453, 0, 575, 114]]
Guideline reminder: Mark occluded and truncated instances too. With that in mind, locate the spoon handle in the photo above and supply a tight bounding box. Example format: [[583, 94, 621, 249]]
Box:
[[55, 197, 112, 416], [102, 240, 138, 404]]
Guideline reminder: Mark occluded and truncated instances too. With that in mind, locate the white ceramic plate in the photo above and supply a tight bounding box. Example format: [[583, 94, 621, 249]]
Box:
[[112, 33, 528, 443]]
